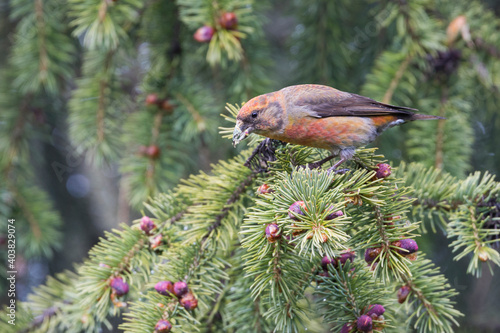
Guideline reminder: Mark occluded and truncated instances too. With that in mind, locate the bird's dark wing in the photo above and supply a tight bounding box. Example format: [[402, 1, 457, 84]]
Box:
[[288, 85, 418, 118]]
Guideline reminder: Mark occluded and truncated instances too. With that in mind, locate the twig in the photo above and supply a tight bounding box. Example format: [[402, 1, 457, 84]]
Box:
[[382, 54, 412, 104], [434, 86, 448, 170]]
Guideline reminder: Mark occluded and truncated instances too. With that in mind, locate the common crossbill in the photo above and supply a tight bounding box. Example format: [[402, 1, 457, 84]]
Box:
[[232, 84, 442, 169]]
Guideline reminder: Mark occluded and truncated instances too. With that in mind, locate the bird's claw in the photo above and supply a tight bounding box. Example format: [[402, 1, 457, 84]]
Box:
[[333, 168, 350, 175]]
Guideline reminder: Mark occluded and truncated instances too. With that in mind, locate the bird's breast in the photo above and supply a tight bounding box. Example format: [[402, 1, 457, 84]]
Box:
[[270, 116, 381, 151]]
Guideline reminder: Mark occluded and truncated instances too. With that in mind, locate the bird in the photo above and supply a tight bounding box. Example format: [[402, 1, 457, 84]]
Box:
[[232, 84, 443, 170]]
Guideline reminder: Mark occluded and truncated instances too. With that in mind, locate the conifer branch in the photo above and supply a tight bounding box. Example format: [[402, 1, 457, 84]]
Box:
[[473, 37, 500, 59], [3, 1, 500, 332], [13, 187, 42, 240], [175, 92, 205, 131], [434, 86, 448, 170], [189, 170, 258, 280], [397, 256, 462, 333], [382, 54, 412, 104], [401, 275, 436, 315], [4, 94, 32, 175], [316, 261, 393, 331], [34, 0, 48, 77]]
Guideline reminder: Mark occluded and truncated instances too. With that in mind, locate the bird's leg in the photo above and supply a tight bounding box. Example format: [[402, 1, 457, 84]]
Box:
[[326, 157, 349, 174], [305, 154, 336, 169]]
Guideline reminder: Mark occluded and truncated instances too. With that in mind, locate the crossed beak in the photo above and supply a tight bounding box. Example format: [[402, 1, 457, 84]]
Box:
[[232, 120, 253, 147]]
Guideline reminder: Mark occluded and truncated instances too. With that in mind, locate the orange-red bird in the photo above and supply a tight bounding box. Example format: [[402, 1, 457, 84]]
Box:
[[232, 84, 442, 169]]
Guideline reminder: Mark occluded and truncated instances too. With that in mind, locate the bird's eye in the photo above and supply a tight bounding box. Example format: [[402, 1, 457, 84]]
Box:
[[251, 111, 258, 118]]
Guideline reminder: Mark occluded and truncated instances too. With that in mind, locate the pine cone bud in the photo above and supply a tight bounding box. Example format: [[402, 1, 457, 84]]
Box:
[[321, 233, 328, 243], [321, 256, 333, 269], [395, 238, 418, 255], [154, 319, 172, 333], [110, 277, 129, 296], [147, 145, 161, 159], [322, 251, 355, 270], [288, 201, 307, 220], [155, 281, 174, 296], [161, 99, 174, 112], [364, 247, 382, 264], [325, 206, 343, 220], [366, 304, 385, 317], [257, 183, 274, 195], [265, 223, 280, 242], [180, 291, 198, 310], [173, 281, 188, 298], [146, 93, 159, 105], [219, 12, 238, 30], [356, 314, 373, 332], [337, 251, 356, 265], [478, 247, 489, 262], [194, 26, 215, 43], [140, 216, 156, 235], [340, 323, 353, 333], [397, 285, 411, 303], [375, 163, 391, 179], [405, 252, 418, 261], [151, 234, 163, 249], [345, 192, 363, 206]]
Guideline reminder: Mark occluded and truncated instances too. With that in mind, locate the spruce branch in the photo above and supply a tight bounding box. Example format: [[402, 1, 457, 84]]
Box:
[[68, 0, 143, 50], [382, 54, 413, 104], [9, 0, 75, 93], [315, 261, 394, 332], [398, 163, 500, 275], [76, 225, 153, 323], [177, 0, 257, 65], [68, 49, 127, 165], [398, 256, 463, 333], [434, 86, 448, 170], [447, 172, 500, 276], [122, 152, 257, 332]]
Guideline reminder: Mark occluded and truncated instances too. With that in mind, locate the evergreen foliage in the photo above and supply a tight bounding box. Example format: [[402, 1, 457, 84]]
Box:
[[3, 132, 499, 331]]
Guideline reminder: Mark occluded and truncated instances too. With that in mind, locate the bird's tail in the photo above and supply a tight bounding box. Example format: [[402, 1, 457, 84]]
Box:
[[410, 113, 445, 121]]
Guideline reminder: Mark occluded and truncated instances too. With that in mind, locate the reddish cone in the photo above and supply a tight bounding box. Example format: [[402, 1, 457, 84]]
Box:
[[356, 315, 373, 332], [325, 206, 343, 220], [173, 281, 188, 297], [147, 145, 161, 159], [375, 163, 391, 179], [146, 94, 159, 105], [194, 26, 215, 43], [257, 183, 274, 195], [288, 201, 307, 220], [265, 223, 280, 242], [397, 285, 411, 303], [110, 277, 129, 296], [180, 291, 198, 310], [154, 281, 174, 296], [219, 12, 238, 30], [364, 247, 382, 264], [366, 304, 385, 317], [154, 319, 172, 333], [140, 216, 155, 235]]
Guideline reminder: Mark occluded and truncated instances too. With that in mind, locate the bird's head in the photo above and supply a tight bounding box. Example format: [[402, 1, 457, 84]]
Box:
[[232, 93, 284, 147]]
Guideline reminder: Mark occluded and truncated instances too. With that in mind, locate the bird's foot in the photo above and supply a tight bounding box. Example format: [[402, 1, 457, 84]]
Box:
[[329, 168, 350, 175], [325, 157, 348, 174]]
